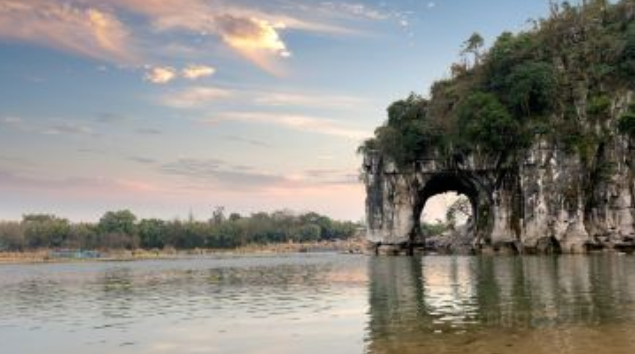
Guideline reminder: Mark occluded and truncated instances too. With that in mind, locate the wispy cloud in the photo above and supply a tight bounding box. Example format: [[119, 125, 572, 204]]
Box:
[[319, 2, 390, 20], [163, 87, 233, 108], [253, 92, 367, 108], [223, 135, 273, 148], [0, 0, 137, 64], [159, 157, 358, 190], [0, 168, 159, 195], [42, 122, 94, 136], [144, 66, 177, 84], [182, 65, 216, 80], [135, 128, 162, 135], [161, 85, 368, 110], [1, 116, 23, 128], [129, 156, 157, 165], [145, 64, 216, 84], [206, 112, 371, 140], [160, 158, 284, 190], [95, 113, 130, 124], [214, 14, 291, 71], [0, 0, 379, 73]]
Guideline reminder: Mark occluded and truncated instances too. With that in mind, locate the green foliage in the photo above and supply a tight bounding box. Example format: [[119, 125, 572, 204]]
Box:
[[587, 95, 612, 118], [457, 92, 522, 153], [0, 222, 26, 251], [99, 210, 137, 235], [138, 219, 167, 249], [462, 32, 485, 65], [22, 214, 71, 248], [361, 0, 635, 166], [618, 112, 635, 138], [619, 24, 635, 78], [505, 62, 558, 117], [421, 222, 448, 237], [485, 32, 535, 92], [0, 210, 358, 251], [363, 93, 445, 167]]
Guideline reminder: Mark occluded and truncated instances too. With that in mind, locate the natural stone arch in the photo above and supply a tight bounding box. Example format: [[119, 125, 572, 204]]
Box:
[[362, 152, 516, 255], [412, 171, 494, 250], [362, 140, 622, 255]]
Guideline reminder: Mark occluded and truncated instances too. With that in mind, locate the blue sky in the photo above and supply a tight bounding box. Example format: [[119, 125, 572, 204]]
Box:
[[0, 0, 566, 222]]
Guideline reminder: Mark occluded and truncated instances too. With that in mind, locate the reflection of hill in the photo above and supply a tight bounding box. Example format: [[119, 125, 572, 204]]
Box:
[[366, 255, 635, 354]]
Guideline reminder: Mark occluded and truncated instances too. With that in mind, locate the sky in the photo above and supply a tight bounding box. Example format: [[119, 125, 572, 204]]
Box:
[[0, 0, 566, 222]]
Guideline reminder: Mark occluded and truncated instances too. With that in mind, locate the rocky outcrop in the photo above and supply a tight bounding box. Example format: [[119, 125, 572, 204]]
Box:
[[363, 92, 635, 255]]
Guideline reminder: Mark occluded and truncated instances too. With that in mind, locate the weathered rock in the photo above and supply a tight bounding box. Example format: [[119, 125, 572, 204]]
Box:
[[362, 92, 635, 255]]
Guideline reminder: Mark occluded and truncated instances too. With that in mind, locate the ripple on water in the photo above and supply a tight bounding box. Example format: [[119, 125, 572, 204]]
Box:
[[1, 254, 635, 354]]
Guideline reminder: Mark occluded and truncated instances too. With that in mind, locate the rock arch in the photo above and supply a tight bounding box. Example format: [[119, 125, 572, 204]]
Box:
[[362, 140, 635, 255], [413, 171, 492, 247]]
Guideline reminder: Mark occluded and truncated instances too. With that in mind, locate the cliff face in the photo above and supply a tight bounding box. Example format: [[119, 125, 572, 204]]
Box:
[[363, 91, 635, 254]]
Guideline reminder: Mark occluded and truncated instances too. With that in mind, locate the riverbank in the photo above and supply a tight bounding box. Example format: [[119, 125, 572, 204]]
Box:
[[0, 237, 368, 265]]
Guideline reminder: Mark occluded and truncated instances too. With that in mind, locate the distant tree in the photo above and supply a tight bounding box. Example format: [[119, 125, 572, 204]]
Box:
[[462, 32, 485, 66], [446, 197, 473, 228], [0, 222, 26, 251], [293, 224, 321, 242], [67, 223, 98, 249], [210, 206, 226, 225], [22, 214, 70, 248], [98, 210, 137, 235], [138, 219, 167, 249], [98, 210, 138, 249]]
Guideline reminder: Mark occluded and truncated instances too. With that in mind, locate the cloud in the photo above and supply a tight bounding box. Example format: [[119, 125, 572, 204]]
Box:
[[129, 156, 157, 164], [135, 128, 162, 135], [159, 157, 358, 191], [163, 87, 233, 108], [145, 64, 216, 84], [145, 66, 177, 84], [0, 168, 159, 196], [160, 158, 284, 189], [223, 135, 273, 148], [1, 116, 23, 128], [42, 122, 93, 136], [161, 85, 368, 110], [182, 65, 216, 80], [0, 0, 371, 73], [214, 14, 291, 67], [253, 92, 366, 108], [320, 2, 389, 20], [2, 116, 98, 137], [206, 112, 371, 140], [95, 113, 130, 124], [0, 0, 137, 64]]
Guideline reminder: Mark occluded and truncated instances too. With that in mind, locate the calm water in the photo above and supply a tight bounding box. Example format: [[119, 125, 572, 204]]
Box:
[[1, 254, 635, 354]]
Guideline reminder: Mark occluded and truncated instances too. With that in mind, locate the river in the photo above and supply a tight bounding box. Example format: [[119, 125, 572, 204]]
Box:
[[0, 254, 634, 354]]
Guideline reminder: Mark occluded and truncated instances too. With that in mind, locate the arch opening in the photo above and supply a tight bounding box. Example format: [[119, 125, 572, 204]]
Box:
[[412, 172, 489, 253]]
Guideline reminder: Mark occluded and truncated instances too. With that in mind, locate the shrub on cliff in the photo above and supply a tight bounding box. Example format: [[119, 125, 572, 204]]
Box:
[[618, 112, 635, 138], [457, 92, 522, 153]]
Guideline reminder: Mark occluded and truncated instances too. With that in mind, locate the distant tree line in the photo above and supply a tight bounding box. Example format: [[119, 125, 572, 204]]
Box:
[[0, 208, 359, 251]]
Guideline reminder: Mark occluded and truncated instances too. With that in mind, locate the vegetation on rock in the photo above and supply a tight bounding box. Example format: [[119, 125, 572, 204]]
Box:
[[360, 0, 635, 168]]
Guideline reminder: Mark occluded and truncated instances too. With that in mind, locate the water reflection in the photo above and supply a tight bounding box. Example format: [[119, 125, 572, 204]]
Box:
[[366, 255, 635, 354], [1, 255, 635, 354]]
